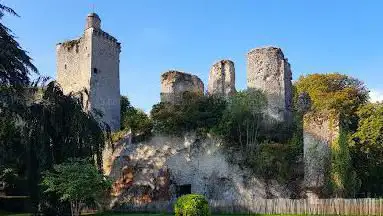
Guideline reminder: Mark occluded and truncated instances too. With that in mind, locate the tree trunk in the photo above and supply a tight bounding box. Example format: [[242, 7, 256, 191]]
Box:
[[71, 201, 81, 216]]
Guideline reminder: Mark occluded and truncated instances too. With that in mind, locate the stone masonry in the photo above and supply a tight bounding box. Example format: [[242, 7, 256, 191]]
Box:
[[160, 70, 204, 103], [247, 46, 293, 122], [303, 111, 339, 198], [56, 13, 121, 131], [207, 60, 236, 97]]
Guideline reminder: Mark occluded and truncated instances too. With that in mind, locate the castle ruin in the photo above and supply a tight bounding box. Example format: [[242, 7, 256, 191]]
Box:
[[207, 60, 236, 97], [56, 13, 121, 131], [247, 47, 293, 122], [160, 70, 204, 103]]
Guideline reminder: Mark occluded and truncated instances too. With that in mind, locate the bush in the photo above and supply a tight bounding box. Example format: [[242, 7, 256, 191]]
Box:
[[174, 194, 210, 216], [0, 196, 31, 213]]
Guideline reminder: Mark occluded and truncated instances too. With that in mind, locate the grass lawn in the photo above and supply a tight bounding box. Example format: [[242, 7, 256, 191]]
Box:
[[0, 212, 338, 216], [95, 214, 318, 216], [0, 211, 31, 216]]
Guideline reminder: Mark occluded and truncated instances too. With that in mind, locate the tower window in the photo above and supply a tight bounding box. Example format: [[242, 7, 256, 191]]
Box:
[[64, 64, 67, 69], [93, 68, 98, 74]]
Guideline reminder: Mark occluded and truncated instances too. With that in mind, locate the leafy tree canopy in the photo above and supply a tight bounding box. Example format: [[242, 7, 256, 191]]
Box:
[[41, 159, 112, 216], [350, 102, 383, 196], [150, 92, 227, 136], [295, 73, 368, 119], [120, 95, 152, 139]]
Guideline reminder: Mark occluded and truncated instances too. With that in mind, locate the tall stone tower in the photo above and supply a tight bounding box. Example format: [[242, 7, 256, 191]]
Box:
[[207, 60, 236, 97], [56, 13, 121, 131], [247, 46, 292, 122]]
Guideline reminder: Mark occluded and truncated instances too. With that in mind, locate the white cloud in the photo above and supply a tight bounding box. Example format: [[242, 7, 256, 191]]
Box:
[[369, 89, 383, 103]]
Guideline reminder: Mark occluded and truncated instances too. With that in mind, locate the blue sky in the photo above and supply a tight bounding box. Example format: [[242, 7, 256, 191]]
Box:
[[3, 0, 383, 111]]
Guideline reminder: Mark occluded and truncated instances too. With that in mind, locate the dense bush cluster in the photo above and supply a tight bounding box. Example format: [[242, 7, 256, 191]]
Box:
[[174, 194, 210, 216]]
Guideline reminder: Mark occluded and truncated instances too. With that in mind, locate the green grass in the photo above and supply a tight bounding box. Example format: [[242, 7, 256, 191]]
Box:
[[0, 211, 31, 216], [0, 211, 341, 216], [95, 214, 323, 216]]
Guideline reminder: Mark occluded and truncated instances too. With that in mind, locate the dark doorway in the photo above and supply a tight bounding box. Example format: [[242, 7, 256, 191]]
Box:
[[177, 184, 191, 197]]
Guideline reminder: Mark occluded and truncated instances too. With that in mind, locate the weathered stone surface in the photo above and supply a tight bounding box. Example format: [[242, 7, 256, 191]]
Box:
[[208, 60, 236, 97], [160, 71, 204, 103], [247, 46, 292, 122], [303, 111, 339, 197], [108, 134, 290, 206], [56, 13, 121, 131]]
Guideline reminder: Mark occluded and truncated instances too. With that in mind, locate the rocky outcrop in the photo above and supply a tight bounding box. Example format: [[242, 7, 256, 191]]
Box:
[[247, 46, 292, 122], [208, 60, 236, 97], [160, 71, 204, 103], [107, 134, 290, 207]]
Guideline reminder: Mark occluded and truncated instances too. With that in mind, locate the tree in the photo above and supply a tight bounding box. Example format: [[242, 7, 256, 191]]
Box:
[[295, 73, 368, 130], [0, 3, 38, 87], [351, 102, 383, 196], [41, 159, 112, 216], [0, 81, 109, 213], [151, 93, 227, 136], [213, 89, 267, 152], [120, 96, 152, 139]]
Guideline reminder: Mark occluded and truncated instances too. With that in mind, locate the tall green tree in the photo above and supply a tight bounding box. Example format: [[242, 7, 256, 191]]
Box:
[[0, 3, 38, 87], [351, 102, 383, 196]]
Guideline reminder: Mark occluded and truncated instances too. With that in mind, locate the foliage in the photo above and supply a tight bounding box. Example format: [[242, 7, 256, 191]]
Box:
[[330, 127, 360, 197], [295, 73, 369, 198], [295, 73, 369, 129], [120, 96, 152, 139], [0, 3, 38, 87], [0, 81, 108, 213], [174, 194, 210, 216], [212, 89, 267, 151], [350, 102, 383, 196], [247, 142, 291, 197], [151, 93, 227, 136], [41, 159, 112, 216]]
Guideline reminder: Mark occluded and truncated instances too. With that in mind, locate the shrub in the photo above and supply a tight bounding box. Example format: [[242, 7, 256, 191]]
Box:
[[174, 194, 210, 216]]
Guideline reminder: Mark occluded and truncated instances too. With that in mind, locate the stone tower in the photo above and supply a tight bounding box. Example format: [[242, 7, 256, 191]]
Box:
[[56, 13, 121, 131], [207, 60, 236, 97], [247, 46, 292, 122], [160, 70, 204, 104]]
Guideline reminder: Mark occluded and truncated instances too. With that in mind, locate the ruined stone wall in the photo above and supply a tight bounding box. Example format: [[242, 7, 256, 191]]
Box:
[[303, 111, 339, 197], [207, 60, 236, 97], [160, 71, 204, 103], [247, 47, 292, 122], [56, 14, 121, 131]]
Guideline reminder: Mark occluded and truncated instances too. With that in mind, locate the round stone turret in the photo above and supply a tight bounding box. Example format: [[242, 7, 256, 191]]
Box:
[[85, 13, 101, 30], [208, 59, 236, 97], [247, 46, 293, 122]]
